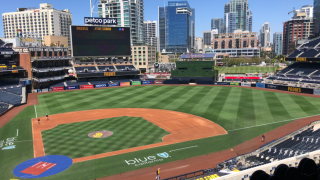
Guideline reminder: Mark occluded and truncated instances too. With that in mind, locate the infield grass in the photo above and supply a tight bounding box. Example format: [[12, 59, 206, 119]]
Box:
[[42, 116, 169, 158], [1, 86, 320, 180]]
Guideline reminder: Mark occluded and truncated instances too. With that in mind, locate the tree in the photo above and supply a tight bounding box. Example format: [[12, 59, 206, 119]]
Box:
[[271, 59, 278, 73], [156, 52, 159, 62]]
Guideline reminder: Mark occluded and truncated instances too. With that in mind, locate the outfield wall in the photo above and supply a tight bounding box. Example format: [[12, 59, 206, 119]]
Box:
[[32, 80, 320, 96]]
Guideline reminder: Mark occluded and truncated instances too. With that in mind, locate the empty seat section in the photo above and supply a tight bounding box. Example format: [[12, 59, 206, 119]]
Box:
[[1, 86, 22, 95], [97, 66, 115, 71], [0, 91, 22, 105], [75, 66, 96, 73], [0, 103, 9, 114]]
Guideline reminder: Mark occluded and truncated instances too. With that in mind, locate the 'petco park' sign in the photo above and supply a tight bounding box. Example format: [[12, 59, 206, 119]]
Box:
[[84, 17, 117, 25]]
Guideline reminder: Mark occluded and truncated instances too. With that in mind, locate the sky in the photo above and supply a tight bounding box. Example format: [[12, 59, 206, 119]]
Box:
[[0, 0, 314, 42]]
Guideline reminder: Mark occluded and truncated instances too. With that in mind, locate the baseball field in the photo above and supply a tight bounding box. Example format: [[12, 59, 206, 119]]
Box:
[[218, 66, 277, 73], [1, 85, 320, 180]]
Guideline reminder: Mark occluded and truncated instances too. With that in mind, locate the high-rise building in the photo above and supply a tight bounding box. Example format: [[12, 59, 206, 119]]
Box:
[[211, 18, 223, 33], [98, 0, 144, 45], [295, 5, 313, 18], [203, 31, 212, 49], [2, 3, 72, 46], [212, 30, 259, 57], [131, 45, 156, 72], [314, 1, 320, 37], [143, 20, 157, 50], [259, 22, 271, 48], [194, 37, 203, 53], [273, 32, 283, 55], [158, 1, 195, 54], [283, 12, 314, 55], [224, 0, 252, 33]]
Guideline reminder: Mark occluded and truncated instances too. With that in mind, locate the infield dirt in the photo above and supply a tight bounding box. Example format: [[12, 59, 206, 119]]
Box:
[[31, 108, 227, 163]]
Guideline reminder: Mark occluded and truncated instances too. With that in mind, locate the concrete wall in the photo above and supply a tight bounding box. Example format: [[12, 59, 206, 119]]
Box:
[[44, 36, 68, 47]]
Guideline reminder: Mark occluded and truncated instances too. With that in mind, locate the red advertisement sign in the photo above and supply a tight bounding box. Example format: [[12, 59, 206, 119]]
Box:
[[20, 161, 56, 175], [154, 80, 164, 84], [52, 87, 64, 91], [224, 76, 262, 80], [80, 85, 94, 89], [120, 82, 130, 86]]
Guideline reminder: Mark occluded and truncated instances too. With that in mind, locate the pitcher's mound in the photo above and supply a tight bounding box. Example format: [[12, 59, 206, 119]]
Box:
[[88, 130, 113, 138]]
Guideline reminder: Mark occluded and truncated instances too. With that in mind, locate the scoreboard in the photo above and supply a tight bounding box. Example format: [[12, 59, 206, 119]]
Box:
[[70, 25, 131, 57]]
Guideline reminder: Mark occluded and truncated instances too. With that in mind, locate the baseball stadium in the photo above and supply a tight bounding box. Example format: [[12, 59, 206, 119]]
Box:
[[1, 25, 320, 180]]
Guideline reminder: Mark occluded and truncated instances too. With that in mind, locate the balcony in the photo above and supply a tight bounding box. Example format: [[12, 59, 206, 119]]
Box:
[[31, 66, 72, 73]]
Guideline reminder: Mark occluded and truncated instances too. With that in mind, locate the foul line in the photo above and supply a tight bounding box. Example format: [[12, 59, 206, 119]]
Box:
[[34, 105, 37, 118], [227, 114, 320, 132], [169, 145, 198, 152]]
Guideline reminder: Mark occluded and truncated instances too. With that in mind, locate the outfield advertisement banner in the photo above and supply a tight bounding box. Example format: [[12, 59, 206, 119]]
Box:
[[53, 87, 64, 91], [80, 85, 94, 89], [256, 83, 265, 88], [265, 84, 278, 89], [120, 82, 130, 86], [278, 85, 314, 94], [95, 84, 107, 88], [142, 80, 153, 85], [241, 83, 251, 87], [108, 82, 119, 87], [154, 80, 164, 84], [216, 82, 230, 85], [131, 81, 141, 85], [314, 89, 320, 95], [230, 82, 240, 86], [66, 86, 78, 90]]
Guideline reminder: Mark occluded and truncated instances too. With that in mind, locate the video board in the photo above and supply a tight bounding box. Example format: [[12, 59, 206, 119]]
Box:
[[71, 25, 131, 57]]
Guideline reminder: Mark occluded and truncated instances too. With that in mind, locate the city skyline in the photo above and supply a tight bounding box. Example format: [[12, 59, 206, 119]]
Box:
[[0, 0, 314, 43]]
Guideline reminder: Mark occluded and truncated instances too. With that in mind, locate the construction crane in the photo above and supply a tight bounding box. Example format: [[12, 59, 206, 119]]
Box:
[[288, 7, 296, 15], [90, 0, 99, 17]]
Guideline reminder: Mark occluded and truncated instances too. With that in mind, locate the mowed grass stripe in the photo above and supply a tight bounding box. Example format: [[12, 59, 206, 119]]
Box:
[[202, 87, 232, 126], [97, 86, 156, 108], [131, 86, 177, 108], [289, 95, 320, 116], [107, 86, 170, 108], [251, 89, 274, 125], [137, 86, 187, 107], [164, 86, 207, 111], [108, 118, 155, 152], [148, 86, 194, 109], [236, 88, 256, 129], [189, 86, 223, 115], [263, 91, 292, 121], [173, 86, 211, 113], [219, 87, 242, 130]]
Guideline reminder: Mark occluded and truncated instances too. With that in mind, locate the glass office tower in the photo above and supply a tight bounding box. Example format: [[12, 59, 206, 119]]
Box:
[[158, 1, 195, 53], [314, 0, 320, 37]]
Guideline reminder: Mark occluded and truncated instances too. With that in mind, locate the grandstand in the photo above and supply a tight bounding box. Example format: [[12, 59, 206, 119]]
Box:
[[218, 121, 320, 171]]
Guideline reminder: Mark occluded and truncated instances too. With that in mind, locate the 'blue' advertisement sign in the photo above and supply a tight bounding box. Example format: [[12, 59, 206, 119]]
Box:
[[142, 80, 153, 85], [66, 86, 78, 90], [95, 84, 107, 88], [108, 82, 120, 87], [256, 83, 265, 88]]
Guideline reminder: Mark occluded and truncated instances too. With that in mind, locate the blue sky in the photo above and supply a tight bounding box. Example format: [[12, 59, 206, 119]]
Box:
[[0, 0, 314, 42]]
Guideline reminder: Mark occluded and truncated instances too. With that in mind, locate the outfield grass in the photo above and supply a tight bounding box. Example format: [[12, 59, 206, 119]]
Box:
[[218, 66, 276, 73], [1, 86, 320, 180], [42, 116, 169, 158]]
